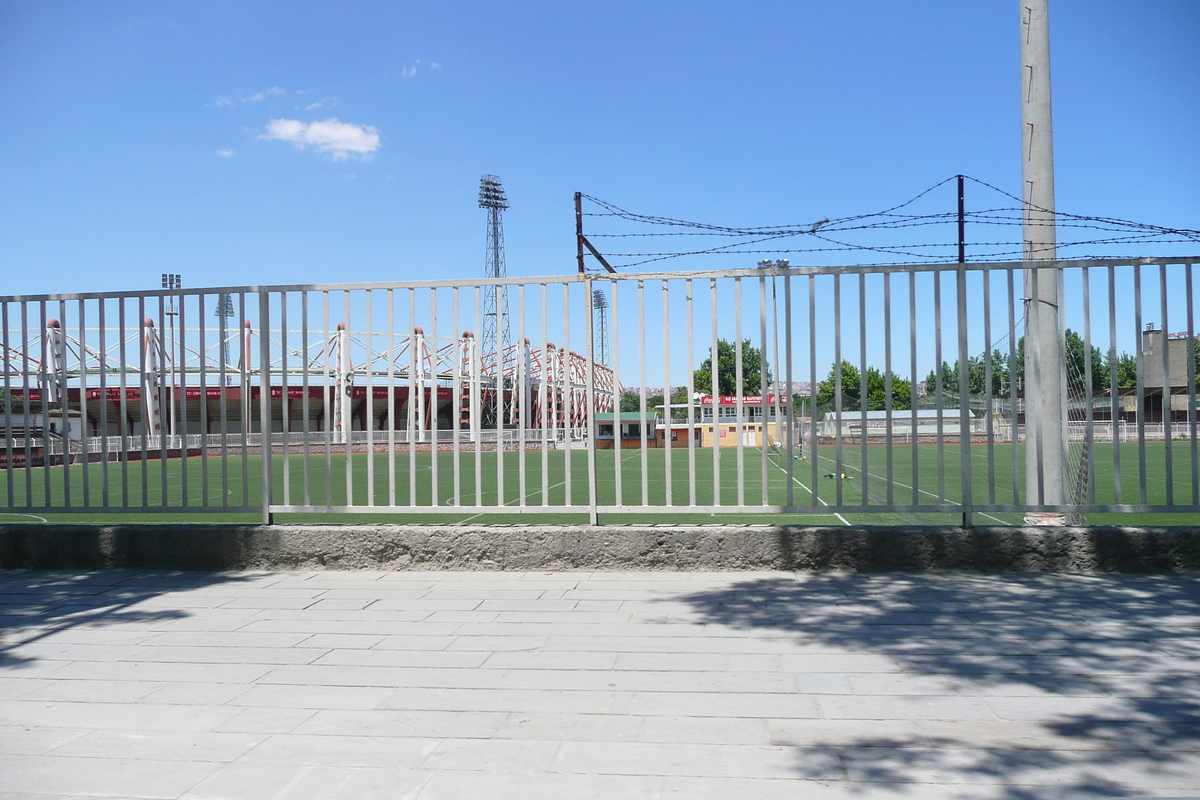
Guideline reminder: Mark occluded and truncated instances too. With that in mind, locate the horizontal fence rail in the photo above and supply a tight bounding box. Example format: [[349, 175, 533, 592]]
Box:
[[1, 257, 1196, 523]]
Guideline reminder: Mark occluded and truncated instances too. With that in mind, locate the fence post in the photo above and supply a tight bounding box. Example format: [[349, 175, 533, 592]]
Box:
[[259, 289, 273, 525], [584, 277, 598, 525]]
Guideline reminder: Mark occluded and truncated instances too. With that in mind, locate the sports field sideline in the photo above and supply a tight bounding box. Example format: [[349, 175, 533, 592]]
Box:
[[2, 441, 1195, 526]]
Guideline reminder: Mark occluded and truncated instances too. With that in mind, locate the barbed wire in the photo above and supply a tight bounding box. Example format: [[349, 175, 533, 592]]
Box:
[[578, 175, 1200, 271]]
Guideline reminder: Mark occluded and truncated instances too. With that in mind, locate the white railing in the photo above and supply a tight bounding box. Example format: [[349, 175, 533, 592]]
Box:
[[2, 257, 1197, 522]]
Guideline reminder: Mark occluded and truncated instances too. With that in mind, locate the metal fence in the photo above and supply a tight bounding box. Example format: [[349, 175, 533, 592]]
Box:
[[2, 257, 1197, 523]]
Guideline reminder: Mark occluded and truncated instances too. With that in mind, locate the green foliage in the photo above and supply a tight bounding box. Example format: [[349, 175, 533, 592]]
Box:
[[619, 391, 641, 412], [693, 339, 772, 398], [1115, 352, 1138, 390], [817, 361, 911, 413]]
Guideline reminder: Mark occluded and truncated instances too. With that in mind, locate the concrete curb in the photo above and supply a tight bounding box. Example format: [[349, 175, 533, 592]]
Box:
[[1, 524, 1199, 572]]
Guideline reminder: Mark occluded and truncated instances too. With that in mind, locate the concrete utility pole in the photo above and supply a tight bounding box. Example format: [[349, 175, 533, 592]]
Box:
[[1020, 0, 1068, 523]]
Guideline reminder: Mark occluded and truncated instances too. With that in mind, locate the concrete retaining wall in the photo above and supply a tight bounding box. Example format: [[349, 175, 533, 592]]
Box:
[[1, 524, 1199, 572]]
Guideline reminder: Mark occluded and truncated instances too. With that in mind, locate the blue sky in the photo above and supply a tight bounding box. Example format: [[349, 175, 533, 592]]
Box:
[[1, 0, 1196, 298]]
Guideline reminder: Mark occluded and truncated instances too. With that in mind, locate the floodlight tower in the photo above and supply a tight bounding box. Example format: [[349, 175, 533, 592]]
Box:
[[592, 289, 609, 365], [161, 273, 182, 445], [216, 293, 235, 385], [479, 175, 510, 426]]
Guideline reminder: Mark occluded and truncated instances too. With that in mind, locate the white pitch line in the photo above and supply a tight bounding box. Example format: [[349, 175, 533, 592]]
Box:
[[0, 512, 48, 523], [765, 452, 850, 526], [813, 451, 1011, 525]]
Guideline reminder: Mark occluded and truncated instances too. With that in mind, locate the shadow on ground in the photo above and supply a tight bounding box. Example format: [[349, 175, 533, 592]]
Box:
[[0, 571, 250, 669], [666, 573, 1200, 797]]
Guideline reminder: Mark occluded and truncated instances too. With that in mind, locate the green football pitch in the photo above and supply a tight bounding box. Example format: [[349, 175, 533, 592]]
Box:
[[2, 440, 1197, 526]]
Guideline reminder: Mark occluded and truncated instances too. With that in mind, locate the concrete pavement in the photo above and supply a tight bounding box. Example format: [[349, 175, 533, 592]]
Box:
[[1, 569, 1199, 798]]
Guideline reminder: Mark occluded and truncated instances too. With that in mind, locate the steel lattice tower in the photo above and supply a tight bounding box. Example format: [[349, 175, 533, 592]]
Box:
[[479, 175, 510, 426]]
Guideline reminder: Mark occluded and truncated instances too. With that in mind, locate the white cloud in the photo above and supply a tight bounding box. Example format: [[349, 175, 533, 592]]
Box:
[[245, 86, 285, 103], [216, 149, 235, 157], [210, 87, 286, 107], [305, 97, 336, 111], [260, 117, 381, 161], [400, 58, 438, 77]]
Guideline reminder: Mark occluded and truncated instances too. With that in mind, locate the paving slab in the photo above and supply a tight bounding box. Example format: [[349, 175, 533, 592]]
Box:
[[3, 569, 1200, 798]]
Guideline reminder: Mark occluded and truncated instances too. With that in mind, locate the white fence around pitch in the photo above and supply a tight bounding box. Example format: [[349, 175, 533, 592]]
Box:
[[2, 257, 1198, 523]]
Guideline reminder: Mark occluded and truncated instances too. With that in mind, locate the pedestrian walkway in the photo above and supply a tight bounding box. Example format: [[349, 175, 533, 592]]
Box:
[[1, 569, 1199, 798]]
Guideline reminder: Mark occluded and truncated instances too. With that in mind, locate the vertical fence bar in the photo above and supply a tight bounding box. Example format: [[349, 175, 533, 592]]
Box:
[[663, 279, 674, 507], [884, 272, 894, 507], [858, 273, 868, 507], [78, 299, 89, 507], [1107, 265, 1122, 504], [387, 289, 397, 506], [1186, 262, 1197, 507], [21, 303, 32, 506], [784, 271, 795, 507], [1134, 266, 1147, 505], [734, 278, 744, 508], [157, 296, 167, 507], [177, 294, 188, 508], [2, 303, 12, 508], [517, 285, 527, 507], [322, 292, 332, 508], [711, 279, 720, 507], [198, 293, 208, 506], [1081, 268, 1094, 505], [933, 271, 945, 505], [258, 290, 272, 523], [833, 273, 843, 506], [301, 291, 311, 508], [686, 279, 697, 507], [541, 284, 551, 506], [38, 301, 49, 507], [561, 283, 572, 508], [809, 274, 819, 506], [758, 275, 769, 506], [118, 299, 129, 507], [365, 291, 375, 506], [346, 291, 355, 506], [450, 287, 460, 507], [218, 294, 229, 508], [957, 262, 972, 523], [1159, 263, 1173, 505], [983, 268, 995, 506], [585, 277, 598, 524], [410, 289, 419, 507], [280, 293, 290, 507], [431, 289, 440, 507], [238, 293, 249, 508], [473, 287, 483, 507], [611, 280, 622, 507], [1008, 269, 1020, 505], [1187, 262, 1198, 507], [139, 296, 149, 507], [1030, 264, 1046, 504], [910, 271, 920, 506], [637, 280, 648, 507], [56, 300, 68, 508], [42, 302, 57, 505]]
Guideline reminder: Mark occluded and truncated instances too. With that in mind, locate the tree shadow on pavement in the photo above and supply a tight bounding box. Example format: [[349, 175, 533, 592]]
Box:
[[665, 573, 1200, 797], [0, 570, 252, 669]]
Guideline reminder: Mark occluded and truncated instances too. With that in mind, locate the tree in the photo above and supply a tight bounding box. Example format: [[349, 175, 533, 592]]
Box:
[[817, 362, 911, 413], [1115, 352, 1138, 390], [619, 391, 641, 412], [693, 339, 772, 398], [1064, 329, 1108, 392]]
